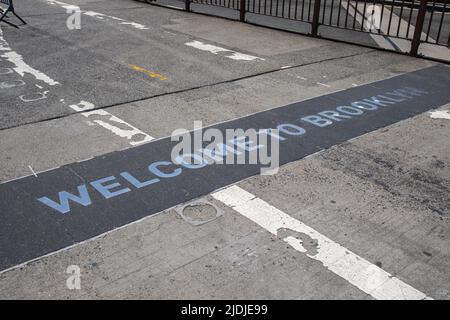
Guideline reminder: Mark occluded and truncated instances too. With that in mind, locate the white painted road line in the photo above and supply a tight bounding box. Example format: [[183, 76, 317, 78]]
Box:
[[212, 185, 432, 300], [0, 28, 60, 86], [429, 110, 450, 120], [316, 82, 331, 88], [28, 165, 38, 178], [69, 101, 155, 146], [2, 23, 153, 145], [45, 0, 149, 30], [185, 40, 265, 61]]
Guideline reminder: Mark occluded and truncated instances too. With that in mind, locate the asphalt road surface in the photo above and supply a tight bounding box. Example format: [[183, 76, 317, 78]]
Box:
[[0, 0, 449, 300]]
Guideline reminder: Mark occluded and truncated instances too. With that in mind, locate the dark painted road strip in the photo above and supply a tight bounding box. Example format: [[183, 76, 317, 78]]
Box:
[[1, 65, 450, 272]]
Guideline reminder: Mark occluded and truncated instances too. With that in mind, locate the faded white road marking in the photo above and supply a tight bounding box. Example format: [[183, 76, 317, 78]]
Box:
[[212, 185, 432, 300], [164, 31, 177, 36], [317, 82, 331, 88], [185, 40, 264, 61], [430, 110, 450, 120], [0, 52, 59, 86], [0, 28, 59, 86], [45, 0, 148, 30], [117, 22, 148, 30], [69, 101, 154, 146], [19, 91, 50, 102], [164, 5, 183, 10], [28, 165, 38, 178], [0, 79, 26, 89], [0, 67, 12, 75], [83, 11, 106, 19], [1, 25, 152, 146], [84, 11, 148, 30]]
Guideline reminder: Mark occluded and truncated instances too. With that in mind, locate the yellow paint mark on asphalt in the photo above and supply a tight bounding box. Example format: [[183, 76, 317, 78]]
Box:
[[129, 64, 168, 81]]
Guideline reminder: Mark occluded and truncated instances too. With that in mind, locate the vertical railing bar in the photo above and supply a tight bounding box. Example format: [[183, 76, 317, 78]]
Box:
[[353, 0, 359, 29], [410, 0, 427, 55], [378, 0, 385, 34], [361, 0, 367, 31], [435, 0, 447, 44], [406, 0, 414, 39], [386, 0, 395, 35], [300, 0, 305, 20], [336, 0, 343, 27], [288, 0, 292, 18], [321, 0, 327, 24], [308, 0, 312, 21], [312, 0, 322, 34], [240, 0, 246, 20], [425, 1, 437, 42], [396, 0, 406, 37], [344, 0, 350, 28], [329, 0, 335, 25]]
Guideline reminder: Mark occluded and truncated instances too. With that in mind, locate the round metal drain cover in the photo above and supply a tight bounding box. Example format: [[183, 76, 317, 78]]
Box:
[[176, 200, 223, 226]]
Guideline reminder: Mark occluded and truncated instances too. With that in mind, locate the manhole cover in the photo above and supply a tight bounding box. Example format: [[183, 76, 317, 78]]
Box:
[[175, 199, 223, 226]]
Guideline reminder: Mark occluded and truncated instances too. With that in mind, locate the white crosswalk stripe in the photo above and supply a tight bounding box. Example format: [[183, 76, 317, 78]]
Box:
[[212, 185, 432, 300]]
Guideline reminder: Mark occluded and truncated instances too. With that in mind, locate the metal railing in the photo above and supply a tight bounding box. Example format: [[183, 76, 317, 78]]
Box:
[[0, 0, 26, 28], [245, 0, 316, 21], [318, 0, 449, 47], [191, 0, 240, 9], [152, 0, 450, 60]]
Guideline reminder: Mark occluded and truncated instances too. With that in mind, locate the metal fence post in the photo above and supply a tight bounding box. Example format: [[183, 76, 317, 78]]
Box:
[[311, 0, 322, 36], [410, 0, 427, 56], [240, 0, 246, 22], [185, 0, 191, 12]]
